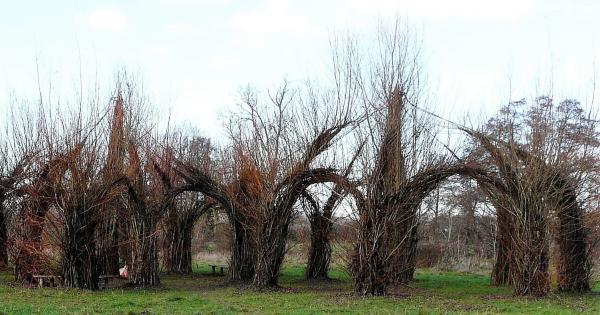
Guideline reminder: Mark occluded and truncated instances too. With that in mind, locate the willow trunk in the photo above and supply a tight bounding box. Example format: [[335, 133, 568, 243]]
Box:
[[491, 206, 512, 286], [510, 205, 550, 297], [306, 214, 332, 280], [62, 223, 99, 289], [229, 219, 256, 282], [97, 217, 121, 276], [130, 219, 160, 286], [252, 219, 290, 288], [352, 212, 388, 296], [388, 206, 419, 285], [555, 200, 590, 292], [164, 223, 194, 274]]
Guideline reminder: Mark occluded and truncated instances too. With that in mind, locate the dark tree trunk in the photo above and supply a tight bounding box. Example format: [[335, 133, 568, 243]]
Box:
[[510, 204, 550, 297], [352, 239, 387, 295], [510, 238, 549, 296], [62, 227, 99, 289], [164, 222, 194, 274], [555, 197, 590, 292], [491, 241, 511, 286], [0, 210, 7, 269], [252, 220, 290, 288], [491, 206, 512, 286], [61, 191, 106, 290], [229, 220, 256, 282], [178, 229, 193, 274], [162, 219, 177, 274], [97, 217, 121, 276], [351, 211, 388, 296], [390, 227, 418, 285], [306, 214, 332, 280], [130, 227, 160, 286], [388, 206, 419, 285]]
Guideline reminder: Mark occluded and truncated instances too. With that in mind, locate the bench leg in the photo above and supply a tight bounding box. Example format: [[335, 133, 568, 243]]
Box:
[[211, 266, 216, 274], [220, 267, 224, 275], [38, 279, 43, 289]]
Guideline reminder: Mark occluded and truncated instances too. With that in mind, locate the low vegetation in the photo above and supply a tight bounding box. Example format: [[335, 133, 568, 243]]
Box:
[[0, 265, 598, 314]]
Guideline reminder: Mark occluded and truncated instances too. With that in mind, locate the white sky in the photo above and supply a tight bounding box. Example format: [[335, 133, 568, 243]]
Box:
[[1, 0, 599, 139]]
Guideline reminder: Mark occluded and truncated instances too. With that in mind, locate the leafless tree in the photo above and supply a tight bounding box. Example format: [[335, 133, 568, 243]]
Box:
[[342, 20, 459, 295], [465, 96, 599, 294], [176, 78, 355, 288], [6, 100, 70, 282]]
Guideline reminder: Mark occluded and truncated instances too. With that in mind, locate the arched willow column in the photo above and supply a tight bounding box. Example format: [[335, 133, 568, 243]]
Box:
[[553, 178, 590, 292], [175, 163, 257, 283]]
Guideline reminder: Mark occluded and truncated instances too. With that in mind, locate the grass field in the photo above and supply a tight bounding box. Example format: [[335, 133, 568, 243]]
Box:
[[0, 265, 598, 314]]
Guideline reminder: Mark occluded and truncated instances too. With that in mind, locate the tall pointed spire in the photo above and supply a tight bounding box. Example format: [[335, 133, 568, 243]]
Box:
[[105, 93, 125, 176]]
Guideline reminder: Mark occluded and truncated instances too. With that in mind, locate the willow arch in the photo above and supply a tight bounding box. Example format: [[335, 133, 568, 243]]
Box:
[[465, 127, 592, 295], [174, 160, 367, 287], [161, 194, 217, 275], [349, 162, 509, 295], [174, 138, 590, 296]]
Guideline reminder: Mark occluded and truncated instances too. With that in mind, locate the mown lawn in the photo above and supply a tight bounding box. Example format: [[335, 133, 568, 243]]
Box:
[[0, 265, 598, 314]]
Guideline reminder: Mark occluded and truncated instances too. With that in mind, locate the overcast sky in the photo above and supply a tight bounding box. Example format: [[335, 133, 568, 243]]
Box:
[[1, 0, 599, 138]]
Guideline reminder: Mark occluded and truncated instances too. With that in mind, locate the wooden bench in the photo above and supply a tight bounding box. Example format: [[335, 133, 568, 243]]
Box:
[[209, 264, 227, 275], [32, 275, 61, 288], [99, 275, 125, 289]]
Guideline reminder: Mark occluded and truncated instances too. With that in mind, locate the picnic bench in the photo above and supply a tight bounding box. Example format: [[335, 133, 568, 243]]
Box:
[[32, 275, 61, 288], [99, 275, 126, 289], [209, 264, 227, 275]]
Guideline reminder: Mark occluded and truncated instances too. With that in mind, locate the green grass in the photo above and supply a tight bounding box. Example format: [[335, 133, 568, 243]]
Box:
[[0, 265, 598, 314]]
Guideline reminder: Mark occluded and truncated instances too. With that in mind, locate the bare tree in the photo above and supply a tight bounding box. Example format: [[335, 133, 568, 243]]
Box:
[[343, 21, 458, 295], [6, 102, 71, 282], [53, 140, 125, 289], [98, 77, 174, 287], [464, 96, 599, 294], [176, 78, 355, 288], [463, 128, 552, 296]]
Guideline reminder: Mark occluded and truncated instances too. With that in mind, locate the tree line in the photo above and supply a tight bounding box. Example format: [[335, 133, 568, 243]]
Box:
[[0, 21, 598, 297]]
